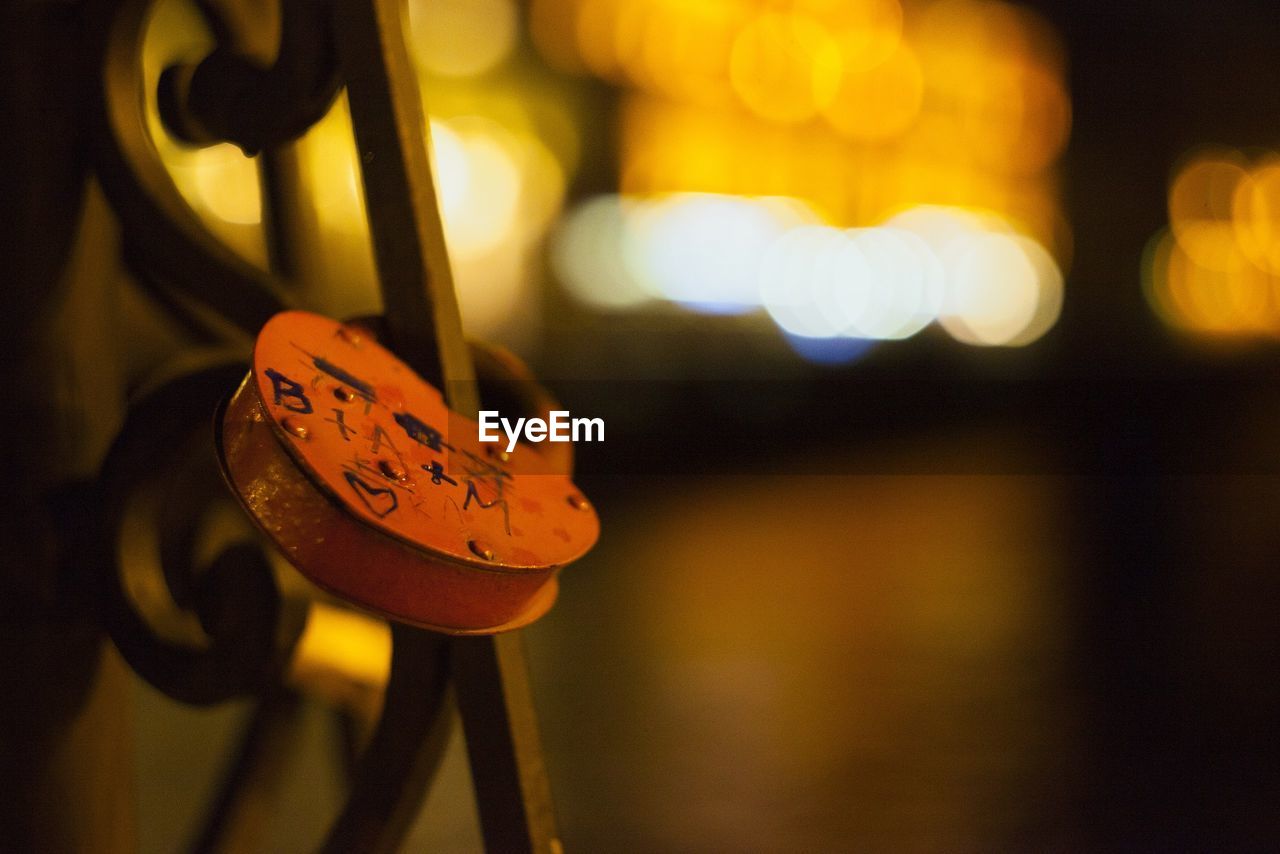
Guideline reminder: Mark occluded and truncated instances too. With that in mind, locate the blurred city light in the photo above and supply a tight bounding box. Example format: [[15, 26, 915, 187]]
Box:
[[1147, 148, 1280, 336], [821, 42, 923, 142], [552, 194, 1062, 345], [628, 193, 813, 313], [729, 12, 844, 124], [1233, 158, 1280, 275], [431, 117, 523, 259], [551, 195, 654, 310], [538, 0, 1071, 356], [406, 0, 518, 79]]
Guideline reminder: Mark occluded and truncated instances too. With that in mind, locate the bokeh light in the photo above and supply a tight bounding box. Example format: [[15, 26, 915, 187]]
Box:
[[1147, 147, 1280, 336], [554, 194, 1062, 347], [759, 224, 853, 338], [941, 232, 1043, 345], [821, 43, 923, 142], [625, 193, 808, 313], [551, 195, 654, 311], [826, 0, 904, 74], [430, 115, 567, 338], [729, 13, 843, 124], [144, 0, 266, 264], [543, 0, 1071, 359], [407, 0, 518, 79], [783, 332, 878, 364], [1231, 157, 1280, 275], [431, 117, 523, 259], [1168, 150, 1248, 272]]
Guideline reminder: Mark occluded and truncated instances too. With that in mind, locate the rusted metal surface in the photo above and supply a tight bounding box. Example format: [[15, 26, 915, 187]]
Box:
[[219, 310, 598, 633]]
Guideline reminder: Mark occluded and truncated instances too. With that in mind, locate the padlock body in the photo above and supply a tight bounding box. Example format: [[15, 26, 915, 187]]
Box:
[[218, 311, 598, 634]]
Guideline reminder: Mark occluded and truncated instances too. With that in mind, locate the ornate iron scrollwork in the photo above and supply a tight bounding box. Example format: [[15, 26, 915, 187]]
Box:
[[89, 0, 584, 850]]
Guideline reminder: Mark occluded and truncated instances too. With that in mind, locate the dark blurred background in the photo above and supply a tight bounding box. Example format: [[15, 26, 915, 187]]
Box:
[[4, 0, 1280, 850]]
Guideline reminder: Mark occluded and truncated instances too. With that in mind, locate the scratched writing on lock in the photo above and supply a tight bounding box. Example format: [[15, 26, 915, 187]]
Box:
[[261, 348, 522, 536]]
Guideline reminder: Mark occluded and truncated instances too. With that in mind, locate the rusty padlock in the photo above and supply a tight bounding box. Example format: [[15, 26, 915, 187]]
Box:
[[217, 310, 598, 634]]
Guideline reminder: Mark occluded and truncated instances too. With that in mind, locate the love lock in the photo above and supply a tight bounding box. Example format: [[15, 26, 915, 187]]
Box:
[[218, 310, 599, 634]]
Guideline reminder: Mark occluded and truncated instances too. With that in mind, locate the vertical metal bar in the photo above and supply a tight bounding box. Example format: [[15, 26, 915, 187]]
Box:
[[332, 0, 477, 415], [452, 633, 562, 854]]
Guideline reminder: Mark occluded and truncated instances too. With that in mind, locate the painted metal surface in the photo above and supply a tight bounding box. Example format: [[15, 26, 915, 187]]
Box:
[[219, 310, 598, 634]]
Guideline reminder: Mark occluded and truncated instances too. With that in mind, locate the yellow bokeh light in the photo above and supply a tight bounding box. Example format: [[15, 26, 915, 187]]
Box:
[[534, 0, 1072, 350], [827, 0, 905, 74], [1232, 159, 1280, 275], [1146, 145, 1280, 337], [961, 62, 1071, 174], [1144, 133, 1280, 334], [430, 120, 471, 216], [919, 0, 1061, 79], [430, 117, 523, 258], [821, 42, 923, 142], [575, 0, 626, 80], [1145, 225, 1278, 336], [636, 0, 742, 107], [1169, 151, 1246, 223], [407, 0, 517, 78], [145, 0, 266, 263], [729, 13, 843, 124], [302, 96, 363, 218], [1143, 230, 1182, 329], [1168, 150, 1248, 270], [146, 0, 568, 345], [288, 602, 391, 711], [431, 115, 566, 337], [133, 0, 1062, 355]]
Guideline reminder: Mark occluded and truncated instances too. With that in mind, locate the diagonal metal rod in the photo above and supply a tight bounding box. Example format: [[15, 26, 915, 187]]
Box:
[[333, 1, 560, 851], [335, 0, 477, 417], [452, 633, 561, 852]]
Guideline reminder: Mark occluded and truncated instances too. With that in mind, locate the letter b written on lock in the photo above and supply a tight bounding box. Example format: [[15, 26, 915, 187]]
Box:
[[264, 368, 313, 414]]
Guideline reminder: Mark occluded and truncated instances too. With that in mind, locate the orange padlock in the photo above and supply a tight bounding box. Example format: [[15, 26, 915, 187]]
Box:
[[217, 310, 599, 634]]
